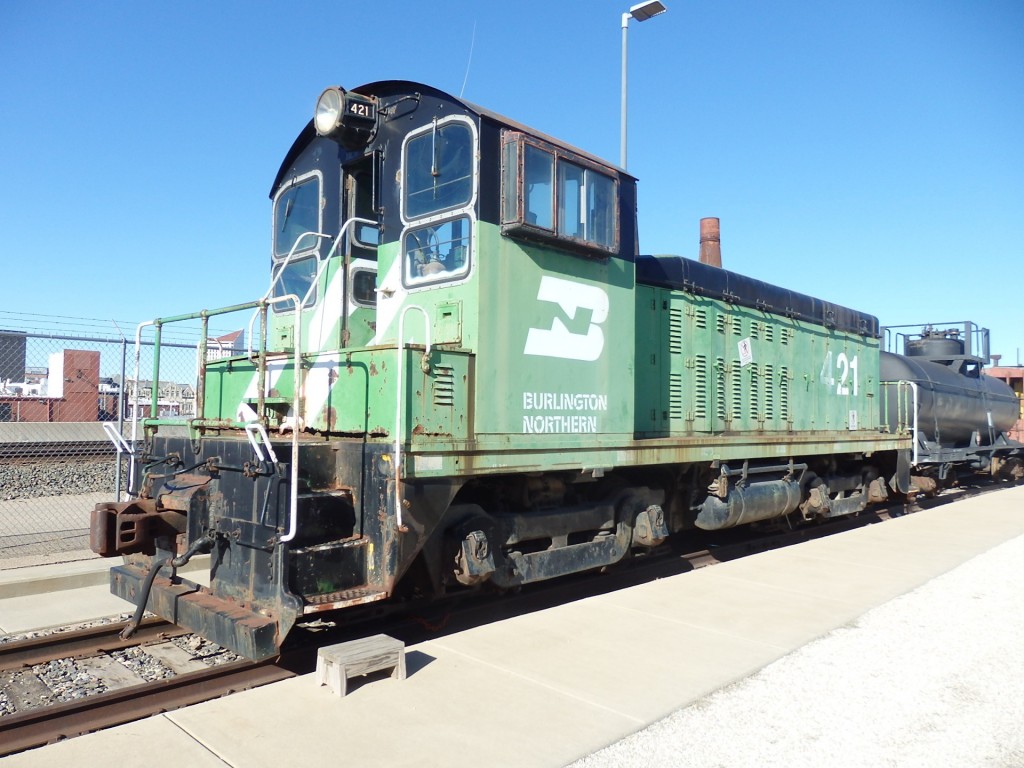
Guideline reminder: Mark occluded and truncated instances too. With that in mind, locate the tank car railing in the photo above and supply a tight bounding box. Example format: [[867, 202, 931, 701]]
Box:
[[880, 379, 919, 466]]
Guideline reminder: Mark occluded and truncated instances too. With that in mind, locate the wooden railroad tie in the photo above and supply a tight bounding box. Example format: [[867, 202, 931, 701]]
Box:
[[315, 634, 407, 697]]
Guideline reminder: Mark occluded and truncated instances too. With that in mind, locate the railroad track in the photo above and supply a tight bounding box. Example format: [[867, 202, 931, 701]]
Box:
[[0, 617, 295, 757]]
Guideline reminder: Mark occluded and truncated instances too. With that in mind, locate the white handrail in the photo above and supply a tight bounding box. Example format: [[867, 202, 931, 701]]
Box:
[[393, 304, 432, 532], [907, 380, 919, 467], [102, 422, 133, 455], [262, 293, 302, 544], [245, 219, 378, 357], [247, 231, 332, 358], [244, 421, 279, 464], [103, 422, 133, 501]]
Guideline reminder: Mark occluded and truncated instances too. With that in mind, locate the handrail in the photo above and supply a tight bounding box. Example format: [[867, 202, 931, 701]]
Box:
[[265, 293, 302, 543], [244, 219, 376, 358], [125, 294, 299, 528], [246, 232, 331, 358], [393, 304, 432, 533], [264, 231, 333, 301], [129, 319, 156, 493], [881, 379, 919, 468], [244, 421, 279, 464], [907, 380, 919, 467], [102, 423, 134, 501], [127, 223, 379, 542]]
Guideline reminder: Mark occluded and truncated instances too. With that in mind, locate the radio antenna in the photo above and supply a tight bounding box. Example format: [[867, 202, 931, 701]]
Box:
[[459, 20, 477, 99]]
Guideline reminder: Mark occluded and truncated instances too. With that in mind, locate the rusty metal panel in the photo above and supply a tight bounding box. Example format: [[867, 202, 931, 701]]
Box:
[[110, 564, 282, 661]]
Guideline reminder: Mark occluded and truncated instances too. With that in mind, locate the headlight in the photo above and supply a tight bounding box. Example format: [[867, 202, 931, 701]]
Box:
[[314, 86, 378, 149], [314, 87, 345, 136]]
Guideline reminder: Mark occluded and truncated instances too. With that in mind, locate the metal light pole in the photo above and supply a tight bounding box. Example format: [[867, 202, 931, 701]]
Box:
[[620, 1, 667, 169]]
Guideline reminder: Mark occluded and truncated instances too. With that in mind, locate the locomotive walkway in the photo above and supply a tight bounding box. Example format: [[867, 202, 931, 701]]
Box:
[[2, 485, 1023, 766]]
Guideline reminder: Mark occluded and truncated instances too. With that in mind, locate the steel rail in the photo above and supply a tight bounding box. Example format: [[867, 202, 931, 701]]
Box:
[[0, 617, 186, 672], [0, 657, 294, 757]]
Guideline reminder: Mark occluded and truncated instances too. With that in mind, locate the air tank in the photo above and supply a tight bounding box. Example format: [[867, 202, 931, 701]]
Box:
[[880, 351, 1019, 445]]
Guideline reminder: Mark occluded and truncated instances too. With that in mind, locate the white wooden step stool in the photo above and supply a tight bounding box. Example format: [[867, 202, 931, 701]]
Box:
[[315, 634, 406, 697]]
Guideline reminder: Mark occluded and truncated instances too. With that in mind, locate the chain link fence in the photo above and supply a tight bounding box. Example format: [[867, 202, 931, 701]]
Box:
[[0, 313, 236, 568]]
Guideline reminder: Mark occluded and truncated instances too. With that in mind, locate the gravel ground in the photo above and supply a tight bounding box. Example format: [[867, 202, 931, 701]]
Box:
[[0, 457, 122, 501], [571, 533, 1024, 768], [0, 457, 125, 564], [1, 616, 242, 718]]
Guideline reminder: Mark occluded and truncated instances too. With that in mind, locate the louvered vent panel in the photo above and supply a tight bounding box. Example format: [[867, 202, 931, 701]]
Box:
[[731, 365, 742, 421], [764, 364, 775, 420], [716, 358, 727, 421], [669, 308, 684, 355], [669, 373, 684, 419], [780, 366, 790, 420], [694, 308, 707, 329], [749, 365, 759, 418], [693, 355, 707, 418], [432, 366, 456, 407]]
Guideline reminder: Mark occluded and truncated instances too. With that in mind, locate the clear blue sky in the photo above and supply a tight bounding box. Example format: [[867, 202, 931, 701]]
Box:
[[2, 1, 1022, 361]]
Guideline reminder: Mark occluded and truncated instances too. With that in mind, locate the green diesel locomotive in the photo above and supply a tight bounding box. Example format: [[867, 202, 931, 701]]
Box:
[[91, 81, 914, 659]]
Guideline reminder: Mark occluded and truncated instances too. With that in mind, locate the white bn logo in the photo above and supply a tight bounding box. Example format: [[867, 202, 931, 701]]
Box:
[[523, 276, 609, 362]]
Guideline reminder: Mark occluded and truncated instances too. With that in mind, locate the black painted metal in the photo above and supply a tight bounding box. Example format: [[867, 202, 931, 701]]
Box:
[[270, 80, 639, 262], [880, 351, 1019, 448], [695, 479, 802, 530], [635, 255, 879, 337]]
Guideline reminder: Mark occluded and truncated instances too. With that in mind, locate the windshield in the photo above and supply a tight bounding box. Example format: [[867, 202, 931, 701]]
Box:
[[274, 176, 321, 258], [404, 121, 473, 219]]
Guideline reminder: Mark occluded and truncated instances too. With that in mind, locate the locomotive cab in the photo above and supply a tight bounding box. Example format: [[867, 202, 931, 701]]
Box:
[[91, 80, 648, 659]]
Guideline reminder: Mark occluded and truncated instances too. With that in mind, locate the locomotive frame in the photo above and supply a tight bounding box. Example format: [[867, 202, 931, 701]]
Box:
[[89, 81, 1016, 660]]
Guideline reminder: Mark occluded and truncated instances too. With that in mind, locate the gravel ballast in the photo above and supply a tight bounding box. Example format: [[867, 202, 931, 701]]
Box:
[[571, 533, 1024, 768], [0, 458, 119, 501]]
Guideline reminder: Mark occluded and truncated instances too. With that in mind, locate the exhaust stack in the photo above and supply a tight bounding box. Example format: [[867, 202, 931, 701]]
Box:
[[699, 217, 721, 268]]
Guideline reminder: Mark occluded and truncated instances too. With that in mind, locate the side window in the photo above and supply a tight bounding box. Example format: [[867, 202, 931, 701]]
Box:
[[586, 169, 615, 249], [404, 120, 474, 219], [524, 145, 554, 229], [351, 267, 377, 306], [404, 217, 471, 287], [557, 162, 584, 240], [501, 133, 618, 257]]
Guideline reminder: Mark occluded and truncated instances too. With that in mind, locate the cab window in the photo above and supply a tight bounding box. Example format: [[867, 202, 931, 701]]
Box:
[[404, 120, 474, 219], [272, 173, 322, 309], [404, 217, 471, 287], [273, 175, 322, 258], [276, 256, 317, 303]]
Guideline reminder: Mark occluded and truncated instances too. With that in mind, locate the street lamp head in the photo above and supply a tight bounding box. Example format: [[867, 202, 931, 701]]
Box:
[[629, 1, 667, 22]]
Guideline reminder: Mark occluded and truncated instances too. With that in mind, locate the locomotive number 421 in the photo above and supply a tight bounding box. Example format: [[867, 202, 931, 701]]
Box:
[[821, 351, 859, 396]]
